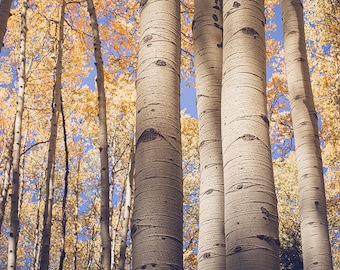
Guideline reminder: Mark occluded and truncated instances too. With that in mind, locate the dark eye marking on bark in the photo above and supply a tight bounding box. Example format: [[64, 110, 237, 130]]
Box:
[[205, 189, 214, 195], [260, 114, 269, 126], [212, 14, 218, 21], [239, 134, 258, 141], [140, 0, 148, 8], [214, 23, 223, 31], [241, 27, 258, 36], [217, 42, 223, 48], [142, 34, 153, 43], [234, 246, 242, 253], [155, 59, 167, 66], [261, 206, 270, 219], [297, 57, 306, 62], [131, 224, 137, 236], [236, 184, 243, 189], [257, 235, 280, 246], [288, 30, 298, 35], [233, 1, 241, 7], [203, 252, 211, 258], [294, 94, 303, 100], [213, 5, 221, 10], [137, 128, 162, 147]]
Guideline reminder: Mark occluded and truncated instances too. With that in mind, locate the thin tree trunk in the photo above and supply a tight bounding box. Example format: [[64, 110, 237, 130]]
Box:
[[221, 0, 280, 269], [86, 0, 111, 268], [58, 93, 69, 270], [73, 154, 81, 270], [281, 1, 333, 268], [0, 0, 13, 52], [132, 0, 183, 268], [118, 143, 135, 270], [0, 128, 13, 232], [7, 0, 27, 268], [32, 184, 42, 270], [39, 1, 66, 269], [193, 0, 225, 268]]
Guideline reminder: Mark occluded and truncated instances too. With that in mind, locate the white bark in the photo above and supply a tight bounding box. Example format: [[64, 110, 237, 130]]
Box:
[[0, 129, 13, 232], [40, 1, 66, 269], [118, 143, 135, 270], [193, 0, 225, 268], [281, 0, 333, 268], [7, 0, 27, 268], [222, 0, 280, 269], [86, 0, 111, 268], [132, 0, 182, 268]]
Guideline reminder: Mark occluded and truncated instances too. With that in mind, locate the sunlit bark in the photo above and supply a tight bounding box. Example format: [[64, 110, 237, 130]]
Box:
[[193, 0, 225, 268], [281, 0, 333, 268], [132, 0, 183, 268], [40, 1, 66, 269], [118, 143, 135, 270], [7, 0, 27, 268], [86, 0, 111, 268], [221, 0, 280, 268]]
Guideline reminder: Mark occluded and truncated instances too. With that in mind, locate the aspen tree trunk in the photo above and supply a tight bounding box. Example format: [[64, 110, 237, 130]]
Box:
[[86, 0, 111, 268], [40, 1, 66, 269], [193, 0, 225, 268], [281, 1, 333, 268], [221, 1, 280, 269], [73, 157, 81, 270], [32, 184, 42, 270], [132, 0, 182, 268], [0, 130, 13, 232], [118, 143, 135, 270], [0, 0, 12, 51], [58, 97, 69, 270], [7, 0, 27, 268]]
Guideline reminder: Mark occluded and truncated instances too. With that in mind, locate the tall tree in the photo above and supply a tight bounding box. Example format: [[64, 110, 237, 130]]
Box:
[[39, 1, 66, 269], [280, 0, 333, 268], [132, 0, 183, 268], [86, 0, 111, 268], [0, 0, 12, 52], [7, 0, 27, 268], [221, 0, 280, 268], [193, 0, 225, 268]]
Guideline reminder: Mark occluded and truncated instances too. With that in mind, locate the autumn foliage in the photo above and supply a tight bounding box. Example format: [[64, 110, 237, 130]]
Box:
[[0, 0, 339, 269]]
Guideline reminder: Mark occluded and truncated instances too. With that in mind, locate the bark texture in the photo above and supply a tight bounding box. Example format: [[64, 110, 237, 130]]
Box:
[[281, 1, 333, 268], [86, 0, 111, 268], [193, 0, 225, 268], [7, 0, 27, 268], [0, 130, 13, 232], [39, 1, 66, 269], [118, 143, 135, 270], [132, 0, 183, 268], [0, 0, 12, 51], [221, 1, 280, 269]]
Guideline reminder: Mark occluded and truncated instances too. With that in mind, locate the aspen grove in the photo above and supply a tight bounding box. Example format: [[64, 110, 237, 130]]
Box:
[[0, 0, 339, 269]]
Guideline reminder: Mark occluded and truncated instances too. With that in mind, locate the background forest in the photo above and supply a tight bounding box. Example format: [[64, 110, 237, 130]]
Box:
[[0, 0, 339, 269]]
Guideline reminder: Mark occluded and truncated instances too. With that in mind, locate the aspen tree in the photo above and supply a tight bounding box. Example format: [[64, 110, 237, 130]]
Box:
[[58, 96, 69, 270], [193, 0, 225, 268], [0, 130, 13, 232], [86, 0, 111, 268], [221, 0, 280, 268], [40, 1, 66, 269], [0, 0, 12, 51], [118, 143, 135, 270], [132, 0, 183, 268], [7, 0, 27, 268], [281, 0, 333, 268]]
